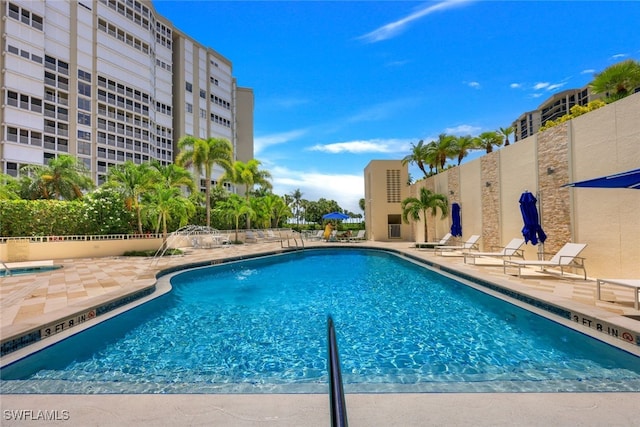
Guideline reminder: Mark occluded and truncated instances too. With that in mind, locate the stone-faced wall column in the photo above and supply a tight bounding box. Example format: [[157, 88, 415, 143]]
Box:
[[480, 152, 501, 250], [536, 123, 572, 254]]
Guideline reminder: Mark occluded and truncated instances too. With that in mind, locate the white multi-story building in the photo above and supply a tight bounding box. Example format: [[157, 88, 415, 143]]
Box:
[[1, 0, 253, 192]]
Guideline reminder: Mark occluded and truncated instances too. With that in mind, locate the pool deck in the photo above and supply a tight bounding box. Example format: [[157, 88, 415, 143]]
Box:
[[1, 239, 639, 426]]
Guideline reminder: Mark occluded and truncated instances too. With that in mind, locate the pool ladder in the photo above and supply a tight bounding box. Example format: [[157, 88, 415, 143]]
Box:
[[0, 261, 11, 276], [328, 316, 348, 426]]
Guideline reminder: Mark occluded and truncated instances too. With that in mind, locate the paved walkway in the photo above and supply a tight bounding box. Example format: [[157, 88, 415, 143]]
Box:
[[1, 239, 639, 426]]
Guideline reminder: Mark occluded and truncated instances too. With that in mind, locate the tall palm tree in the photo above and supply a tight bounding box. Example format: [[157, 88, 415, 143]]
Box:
[[216, 194, 254, 243], [20, 154, 94, 200], [451, 135, 477, 165], [222, 159, 272, 229], [401, 187, 448, 242], [144, 186, 195, 244], [497, 126, 514, 146], [590, 59, 640, 102], [176, 136, 234, 227], [105, 161, 157, 234], [269, 194, 291, 228], [433, 133, 456, 171], [150, 161, 195, 193], [401, 140, 431, 178], [476, 131, 503, 154], [289, 188, 303, 227]]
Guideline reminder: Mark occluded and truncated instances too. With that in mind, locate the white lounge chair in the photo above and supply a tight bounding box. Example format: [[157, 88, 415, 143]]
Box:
[[349, 230, 366, 242], [463, 238, 525, 264], [244, 230, 259, 243], [307, 230, 324, 240], [416, 233, 452, 250], [596, 278, 640, 310], [434, 235, 481, 255], [503, 243, 587, 279]]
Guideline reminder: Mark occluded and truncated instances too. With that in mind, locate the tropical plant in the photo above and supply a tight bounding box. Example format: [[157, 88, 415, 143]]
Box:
[[401, 140, 432, 178], [589, 59, 640, 102], [105, 161, 157, 234], [451, 135, 477, 165], [475, 131, 503, 154], [538, 99, 606, 132], [401, 187, 448, 242], [432, 133, 456, 171], [176, 136, 234, 227], [289, 188, 304, 227], [19, 154, 94, 200], [0, 174, 21, 200], [143, 186, 195, 243], [221, 159, 272, 228], [150, 161, 195, 193], [262, 193, 291, 228], [215, 194, 254, 243], [498, 126, 514, 146]]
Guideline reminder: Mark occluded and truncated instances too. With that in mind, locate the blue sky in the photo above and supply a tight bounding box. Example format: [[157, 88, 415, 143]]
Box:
[[153, 1, 640, 213]]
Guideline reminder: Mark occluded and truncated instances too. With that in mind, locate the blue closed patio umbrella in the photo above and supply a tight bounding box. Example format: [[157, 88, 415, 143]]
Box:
[[322, 212, 349, 220], [450, 203, 462, 237], [519, 191, 547, 245]]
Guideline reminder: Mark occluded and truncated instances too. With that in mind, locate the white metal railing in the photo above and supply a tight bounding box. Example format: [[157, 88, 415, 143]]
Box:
[[0, 233, 163, 244]]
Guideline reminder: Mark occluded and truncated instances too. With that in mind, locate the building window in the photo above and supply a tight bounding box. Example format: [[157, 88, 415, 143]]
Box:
[[186, 82, 193, 92], [199, 89, 206, 99], [186, 102, 193, 113], [78, 112, 91, 125]]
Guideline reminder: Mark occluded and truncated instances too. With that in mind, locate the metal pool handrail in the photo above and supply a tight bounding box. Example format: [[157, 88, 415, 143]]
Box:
[[328, 316, 348, 427], [0, 261, 11, 276]]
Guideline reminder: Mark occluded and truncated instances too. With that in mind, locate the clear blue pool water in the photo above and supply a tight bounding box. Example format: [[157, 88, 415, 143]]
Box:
[[1, 248, 639, 393], [0, 265, 61, 277]]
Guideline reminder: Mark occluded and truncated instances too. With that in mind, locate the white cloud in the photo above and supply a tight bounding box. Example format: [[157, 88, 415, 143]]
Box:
[[358, 0, 474, 43], [611, 53, 627, 60], [510, 83, 522, 89], [308, 138, 411, 154], [546, 82, 566, 91], [444, 124, 482, 136], [581, 69, 595, 75], [254, 129, 308, 154], [533, 82, 549, 90], [467, 81, 481, 89], [270, 166, 364, 213]]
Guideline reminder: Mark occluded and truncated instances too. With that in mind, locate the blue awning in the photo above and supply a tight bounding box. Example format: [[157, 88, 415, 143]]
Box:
[[564, 168, 640, 189]]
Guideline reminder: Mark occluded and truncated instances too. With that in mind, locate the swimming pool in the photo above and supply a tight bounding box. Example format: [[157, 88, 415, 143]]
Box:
[[0, 265, 61, 277], [1, 248, 639, 393]]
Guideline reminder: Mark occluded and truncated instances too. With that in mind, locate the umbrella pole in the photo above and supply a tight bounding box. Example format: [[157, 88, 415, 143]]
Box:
[[537, 190, 543, 260]]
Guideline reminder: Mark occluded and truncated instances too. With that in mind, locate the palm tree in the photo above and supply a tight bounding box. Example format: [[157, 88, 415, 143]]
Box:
[[150, 161, 195, 193], [176, 136, 233, 227], [401, 187, 448, 242], [433, 133, 456, 171], [590, 59, 640, 102], [20, 154, 94, 200], [401, 140, 431, 178], [451, 135, 477, 165], [475, 131, 503, 154], [290, 188, 303, 227], [497, 126, 514, 146], [144, 186, 195, 244], [269, 194, 291, 228], [216, 194, 254, 243], [221, 159, 272, 228], [105, 161, 157, 234]]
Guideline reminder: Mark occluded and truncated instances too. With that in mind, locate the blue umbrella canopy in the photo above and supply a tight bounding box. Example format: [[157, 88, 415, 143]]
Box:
[[450, 203, 462, 237], [322, 211, 349, 220], [519, 191, 547, 245], [564, 168, 640, 189]]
